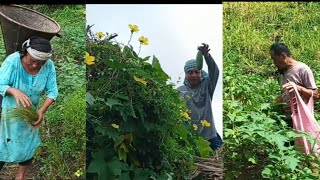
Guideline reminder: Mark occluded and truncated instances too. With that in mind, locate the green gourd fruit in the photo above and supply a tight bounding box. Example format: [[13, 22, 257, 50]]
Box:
[[196, 50, 203, 70]]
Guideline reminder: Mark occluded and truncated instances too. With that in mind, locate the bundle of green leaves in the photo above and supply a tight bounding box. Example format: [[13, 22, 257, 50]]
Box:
[[6, 107, 38, 123]]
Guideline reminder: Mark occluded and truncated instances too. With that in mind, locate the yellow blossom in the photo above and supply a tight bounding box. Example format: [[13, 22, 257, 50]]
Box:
[[74, 169, 83, 177], [133, 76, 147, 85], [138, 36, 149, 46], [95, 32, 106, 39], [183, 112, 191, 121], [86, 52, 95, 65], [111, 123, 119, 129], [193, 124, 198, 131], [200, 120, 211, 127], [128, 24, 139, 33]]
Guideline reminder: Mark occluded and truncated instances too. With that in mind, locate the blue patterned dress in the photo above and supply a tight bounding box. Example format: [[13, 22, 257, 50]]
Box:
[[0, 52, 58, 163]]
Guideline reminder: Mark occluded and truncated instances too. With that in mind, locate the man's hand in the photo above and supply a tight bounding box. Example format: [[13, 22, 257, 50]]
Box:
[[282, 79, 318, 100], [282, 79, 296, 93], [198, 43, 210, 58], [282, 79, 303, 93]]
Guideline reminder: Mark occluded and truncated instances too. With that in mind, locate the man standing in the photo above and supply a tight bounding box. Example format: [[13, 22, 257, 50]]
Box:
[[177, 43, 222, 152], [271, 42, 319, 141]]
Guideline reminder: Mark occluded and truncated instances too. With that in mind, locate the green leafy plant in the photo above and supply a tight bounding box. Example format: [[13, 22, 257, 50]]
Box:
[[223, 2, 320, 179], [86, 24, 210, 179]]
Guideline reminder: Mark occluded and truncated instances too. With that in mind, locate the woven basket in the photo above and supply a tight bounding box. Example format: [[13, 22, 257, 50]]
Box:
[[0, 5, 60, 55], [190, 147, 223, 180]]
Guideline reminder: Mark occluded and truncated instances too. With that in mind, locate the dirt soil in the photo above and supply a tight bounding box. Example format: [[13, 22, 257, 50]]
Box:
[[0, 160, 42, 180]]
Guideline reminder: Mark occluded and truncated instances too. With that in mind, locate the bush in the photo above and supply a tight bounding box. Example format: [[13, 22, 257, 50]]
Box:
[[86, 25, 210, 179], [223, 2, 320, 179]]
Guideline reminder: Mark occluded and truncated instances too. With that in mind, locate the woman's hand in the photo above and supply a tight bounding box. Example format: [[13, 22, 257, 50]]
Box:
[[32, 110, 45, 127], [31, 98, 55, 127], [7, 87, 32, 107]]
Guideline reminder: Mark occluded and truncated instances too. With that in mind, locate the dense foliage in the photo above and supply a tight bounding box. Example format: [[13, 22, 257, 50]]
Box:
[[86, 25, 212, 179], [223, 2, 320, 179]]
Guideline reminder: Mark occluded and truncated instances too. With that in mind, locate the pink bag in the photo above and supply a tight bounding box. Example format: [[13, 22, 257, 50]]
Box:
[[289, 82, 320, 155]]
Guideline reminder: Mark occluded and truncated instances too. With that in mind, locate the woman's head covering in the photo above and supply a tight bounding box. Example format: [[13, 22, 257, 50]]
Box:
[[21, 36, 53, 61], [184, 59, 197, 73], [183, 59, 208, 85]]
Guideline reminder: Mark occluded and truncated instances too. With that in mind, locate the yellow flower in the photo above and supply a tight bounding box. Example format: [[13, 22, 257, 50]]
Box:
[[133, 76, 147, 85], [86, 52, 95, 65], [193, 124, 198, 131], [200, 120, 211, 127], [128, 24, 139, 33], [183, 112, 191, 121], [95, 32, 105, 39], [138, 36, 149, 46], [74, 169, 83, 177], [111, 123, 119, 129]]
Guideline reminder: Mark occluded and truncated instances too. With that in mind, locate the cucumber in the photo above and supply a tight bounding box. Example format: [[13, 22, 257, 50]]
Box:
[[196, 50, 203, 70]]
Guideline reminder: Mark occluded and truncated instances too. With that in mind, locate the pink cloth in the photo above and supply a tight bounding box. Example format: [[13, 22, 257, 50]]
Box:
[[289, 82, 320, 155]]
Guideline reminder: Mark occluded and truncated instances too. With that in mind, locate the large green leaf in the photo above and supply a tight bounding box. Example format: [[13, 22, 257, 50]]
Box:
[[115, 133, 134, 161], [87, 158, 111, 180], [87, 151, 122, 180], [260, 103, 271, 111], [195, 137, 213, 157], [120, 98, 137, 121], [106, 98, 123, 109], [114, 93, 129, 100], [262, 167, 272, 178], [152, 55, 169, 82], [123, 46, 139, 59], [133, 168, 150, 180], [245, 152, 257, 164], [119, 171, 131, 180], [118, 143, 128, 161], [266, 134, 288, 151], [106, 58, 127, 69], [283, 155, 300, 171], [86, 92, 95, 105]]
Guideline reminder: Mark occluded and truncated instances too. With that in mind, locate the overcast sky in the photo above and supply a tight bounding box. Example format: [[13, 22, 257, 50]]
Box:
[[86, 4, 223, 137]]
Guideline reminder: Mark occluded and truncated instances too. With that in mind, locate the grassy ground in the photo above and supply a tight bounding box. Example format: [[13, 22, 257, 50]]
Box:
[[223, 2, 320, 179], [0, 5, 85, 179]]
